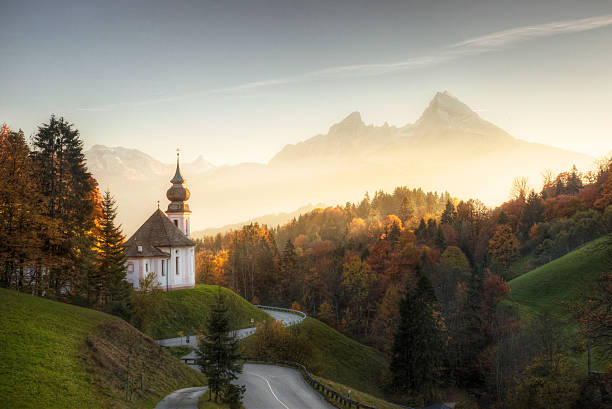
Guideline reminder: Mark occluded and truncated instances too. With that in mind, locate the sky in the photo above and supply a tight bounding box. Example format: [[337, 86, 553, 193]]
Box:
[[2, 0, 612, 166]]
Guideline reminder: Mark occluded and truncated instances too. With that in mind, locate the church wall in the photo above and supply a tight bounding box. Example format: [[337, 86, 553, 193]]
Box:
[[166, 212, 191, 237], [156, 246, 195, 290]]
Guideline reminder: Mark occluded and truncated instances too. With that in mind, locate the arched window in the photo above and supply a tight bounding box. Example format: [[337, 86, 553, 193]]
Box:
[[175, 257, 180, 275]]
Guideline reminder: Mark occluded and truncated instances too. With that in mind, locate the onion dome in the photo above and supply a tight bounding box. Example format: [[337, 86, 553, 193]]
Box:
[[166, 151, 191, 213]]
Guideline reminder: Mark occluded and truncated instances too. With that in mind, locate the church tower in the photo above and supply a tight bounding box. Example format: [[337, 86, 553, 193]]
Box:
[[166, 150, 192, 237]]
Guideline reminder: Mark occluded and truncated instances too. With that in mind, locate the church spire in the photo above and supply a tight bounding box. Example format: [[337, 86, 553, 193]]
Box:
[[166, 148, 191, 214], [170, 148, 184, 184]]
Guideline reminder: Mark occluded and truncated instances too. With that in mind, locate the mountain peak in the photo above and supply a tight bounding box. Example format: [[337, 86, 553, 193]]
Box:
[[329, 111, 365, 134], [426, 90, 477, 118], [336, 111, 363, 127]]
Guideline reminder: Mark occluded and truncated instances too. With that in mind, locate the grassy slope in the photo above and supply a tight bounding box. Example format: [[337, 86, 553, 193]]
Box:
[[507, 234, 612, 317], [150, 284, 268, 339], [290, 318, 389, 399], [314, 376, 401, 409], [0, 288, 206, 409]]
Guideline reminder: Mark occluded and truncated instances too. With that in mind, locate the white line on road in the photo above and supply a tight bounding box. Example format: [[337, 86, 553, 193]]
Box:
[[245, 370, 291, 409]]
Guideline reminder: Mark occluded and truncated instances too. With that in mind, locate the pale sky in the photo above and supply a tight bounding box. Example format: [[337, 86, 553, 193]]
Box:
[[2, 0, 611, 165]]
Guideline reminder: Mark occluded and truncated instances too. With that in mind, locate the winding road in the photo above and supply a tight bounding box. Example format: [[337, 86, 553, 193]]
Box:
[[236, 364, 333, 409], [154, 308, 332, 409], [155, 387, 209, 409]]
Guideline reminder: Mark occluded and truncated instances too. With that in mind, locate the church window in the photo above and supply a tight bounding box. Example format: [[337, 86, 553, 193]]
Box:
[[174, 220, 178, 227], [145, 263, 148, 272], [175, 257, 180, 274], [161, 260, 166, 276]]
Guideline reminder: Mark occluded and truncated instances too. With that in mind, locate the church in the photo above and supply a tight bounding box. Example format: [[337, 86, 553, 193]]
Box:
[[123, 152, 196, 291]]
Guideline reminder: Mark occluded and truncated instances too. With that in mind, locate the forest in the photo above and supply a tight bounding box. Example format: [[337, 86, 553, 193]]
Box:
[[195, 159, 612, 407]]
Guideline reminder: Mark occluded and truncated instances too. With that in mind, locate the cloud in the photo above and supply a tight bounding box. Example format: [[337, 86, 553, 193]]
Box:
[[451, 14, 612, 50], [78, 13, 612, 109], [202, 13, 612, 96]]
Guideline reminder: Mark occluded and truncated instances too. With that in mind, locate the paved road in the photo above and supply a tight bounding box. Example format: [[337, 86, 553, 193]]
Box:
[[155, 308, 310, 409], [157, 309, 303, 347], [154, 386, 209, 409], [236, 363, 334, 409]]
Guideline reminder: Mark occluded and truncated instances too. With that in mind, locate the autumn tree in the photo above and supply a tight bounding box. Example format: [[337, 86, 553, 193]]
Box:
[[574, 272, 612, 362], [510, 176, 530, 201], [342, 255, 376, 337], [0, 125, 45, 290], [488, 225, 519, 274]]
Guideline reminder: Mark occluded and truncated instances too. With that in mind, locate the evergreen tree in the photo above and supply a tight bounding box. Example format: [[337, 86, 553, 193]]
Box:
[[441, 200, 457, 225], [95, 191, 131, 319], [398, 196, 414, 224], [31, 116, 98, 296], [197, 291, 244, 404], [415, 218, 427, 241], [455, 267, 486, 387], [566, 165, 583, 195], [434, 224, 447, 250], [518, 191, 544, 240], [390, 266, 444, 401]]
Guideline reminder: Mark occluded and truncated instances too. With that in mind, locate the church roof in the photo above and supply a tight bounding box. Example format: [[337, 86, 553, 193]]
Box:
[[123, 209, 195, 257]]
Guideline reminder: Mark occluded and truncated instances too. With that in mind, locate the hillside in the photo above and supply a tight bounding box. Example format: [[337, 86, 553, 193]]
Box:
[[508, 234, 612, 317], [0, 288, 206, 409], [266, 317, 389, 399], [150, 284, 268, 339]]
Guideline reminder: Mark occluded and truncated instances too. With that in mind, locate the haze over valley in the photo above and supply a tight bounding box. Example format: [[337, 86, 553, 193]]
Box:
[[88, 91, 594, 234]]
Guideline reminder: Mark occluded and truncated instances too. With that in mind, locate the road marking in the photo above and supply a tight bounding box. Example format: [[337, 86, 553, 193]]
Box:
[[245, 370, 291, 409]]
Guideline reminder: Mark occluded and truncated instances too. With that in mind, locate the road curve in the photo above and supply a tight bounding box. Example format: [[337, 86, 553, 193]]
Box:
[[157, 308, 303, 347], [156, 307, 314, 409], [236, 364, 334, 409], [154, 386, 209, 409]]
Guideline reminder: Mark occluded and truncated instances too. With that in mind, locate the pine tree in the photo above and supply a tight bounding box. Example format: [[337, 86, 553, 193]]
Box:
[[31, 116, 98, 296], [94, 191, 131, 319], [434, 224, 447, 250], [398, 196, 414, 224], [390, 267, 444, 401], [441, 200, 457, 225], [415, 218, 427, 241], [197, 291, 244, 403], [518, 191, 544, 240]]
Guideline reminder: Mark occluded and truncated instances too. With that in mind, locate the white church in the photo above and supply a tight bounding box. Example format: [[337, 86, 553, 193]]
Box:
[[123, 152, 196, 291]]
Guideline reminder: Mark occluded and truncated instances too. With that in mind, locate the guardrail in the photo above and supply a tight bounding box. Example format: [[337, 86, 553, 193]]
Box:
[[242, 357, 379, 409], [255, 305, 307, 321]]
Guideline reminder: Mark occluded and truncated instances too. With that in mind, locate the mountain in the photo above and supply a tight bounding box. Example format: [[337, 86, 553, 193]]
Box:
[[191, 203, 326, 238], [87, 92, 595, 235], [87, 145, 215, 180]]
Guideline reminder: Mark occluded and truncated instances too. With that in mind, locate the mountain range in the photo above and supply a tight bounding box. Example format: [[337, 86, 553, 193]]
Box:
[[86, 91, 594, 235]]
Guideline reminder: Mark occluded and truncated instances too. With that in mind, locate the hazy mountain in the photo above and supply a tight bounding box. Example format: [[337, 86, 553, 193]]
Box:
[[87, 145, 215, 180], [88, 92, 594, 236], [191, 203, 326, 238]]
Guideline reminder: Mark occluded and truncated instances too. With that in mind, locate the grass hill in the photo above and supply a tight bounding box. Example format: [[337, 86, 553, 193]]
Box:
[[507, 234, 612, 317], [289, 318, 389, 399], [0, 288, 206, 409], [150, 284, 268, 339]]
